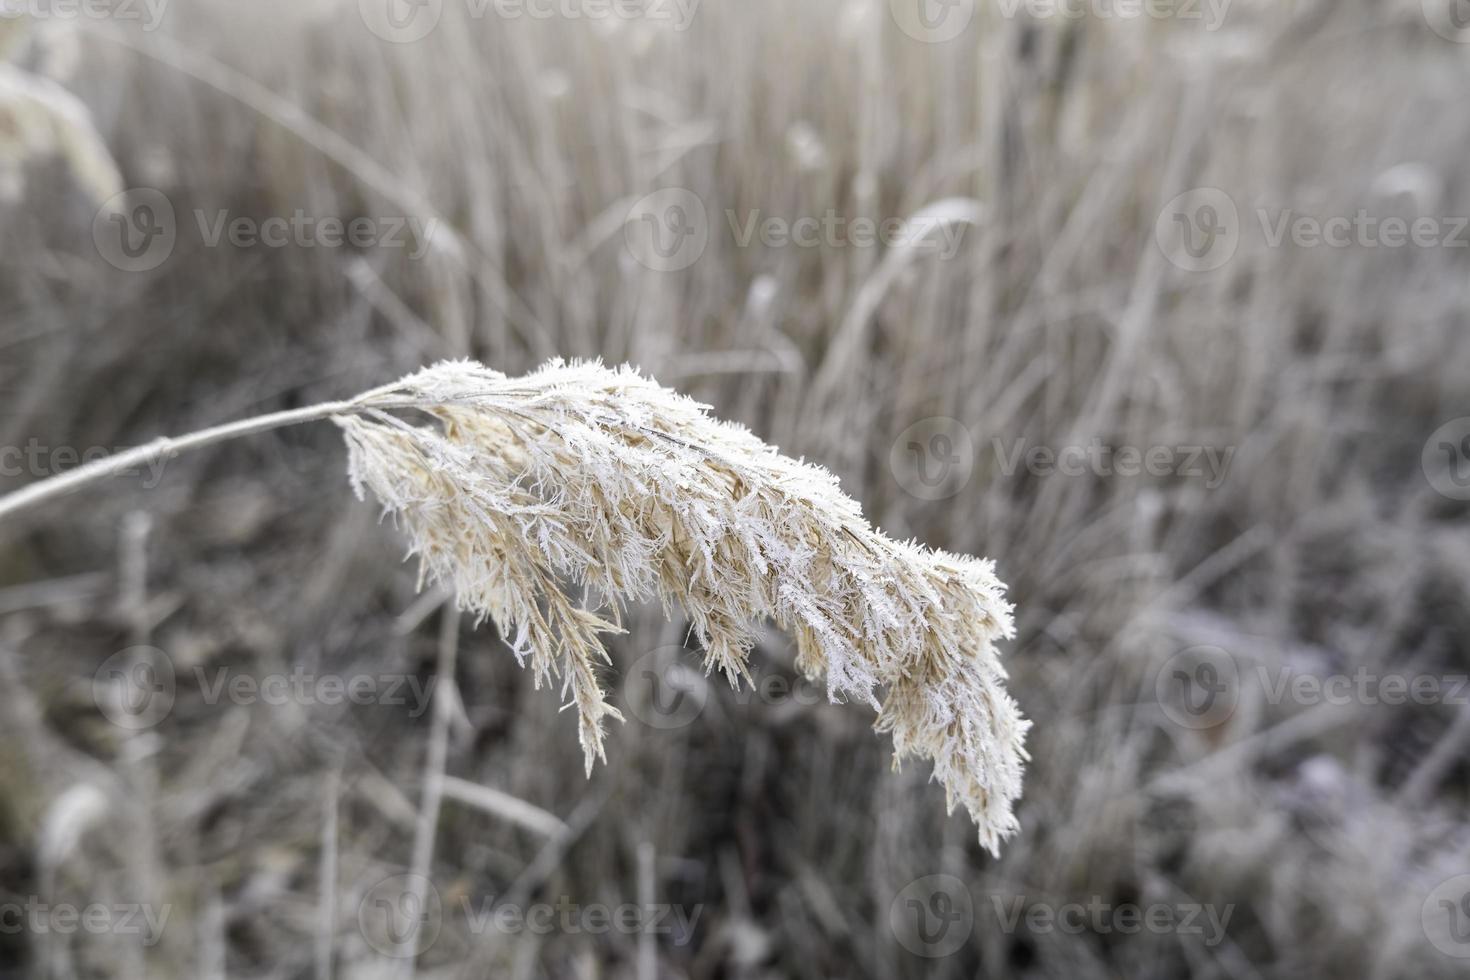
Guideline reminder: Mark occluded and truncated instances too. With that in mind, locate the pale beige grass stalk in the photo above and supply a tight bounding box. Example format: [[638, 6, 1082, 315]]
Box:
[[0, 358, 1029, 853]]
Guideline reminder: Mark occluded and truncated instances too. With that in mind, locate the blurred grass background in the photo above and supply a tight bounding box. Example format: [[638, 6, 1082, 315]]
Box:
[[2, 0, 1470, 976]]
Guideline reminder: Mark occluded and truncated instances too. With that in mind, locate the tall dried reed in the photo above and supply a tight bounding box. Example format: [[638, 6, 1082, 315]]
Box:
[[0, 358, 1029, 852]]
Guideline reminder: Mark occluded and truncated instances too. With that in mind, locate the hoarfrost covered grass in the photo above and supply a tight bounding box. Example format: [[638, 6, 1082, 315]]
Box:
[[340, 359, 1029, 853], [3, 0, 1470, 977]]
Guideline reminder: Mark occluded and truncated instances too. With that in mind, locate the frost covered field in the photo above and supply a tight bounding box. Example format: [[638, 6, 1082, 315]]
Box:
[[2, 1, 1469, 977]]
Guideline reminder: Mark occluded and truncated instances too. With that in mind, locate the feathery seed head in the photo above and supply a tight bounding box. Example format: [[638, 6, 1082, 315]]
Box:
[[338, 359, 1029, 854]]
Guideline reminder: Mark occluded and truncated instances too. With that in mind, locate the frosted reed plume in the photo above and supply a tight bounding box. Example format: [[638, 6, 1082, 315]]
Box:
[[339, 359, 1029, 853]]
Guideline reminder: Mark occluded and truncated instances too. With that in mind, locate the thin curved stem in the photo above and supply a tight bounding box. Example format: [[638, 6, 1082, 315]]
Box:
[[0, 398, 363, 523]]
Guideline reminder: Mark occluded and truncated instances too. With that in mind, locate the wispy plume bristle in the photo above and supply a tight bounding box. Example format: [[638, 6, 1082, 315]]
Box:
[[338, 358, 1029, 854]]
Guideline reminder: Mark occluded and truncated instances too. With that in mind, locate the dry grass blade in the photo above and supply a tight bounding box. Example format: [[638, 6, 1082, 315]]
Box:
[[0, 62, 122, 205], [440, 775, 570, 839]]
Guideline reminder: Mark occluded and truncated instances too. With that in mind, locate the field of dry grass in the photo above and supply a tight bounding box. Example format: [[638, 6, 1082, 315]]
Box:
[[2, 0, 1469, 977]]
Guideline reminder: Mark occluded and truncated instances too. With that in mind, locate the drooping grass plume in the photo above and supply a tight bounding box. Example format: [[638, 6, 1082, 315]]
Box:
[[338, 359, 1029, 853], [0, 358, 1028, 852]]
